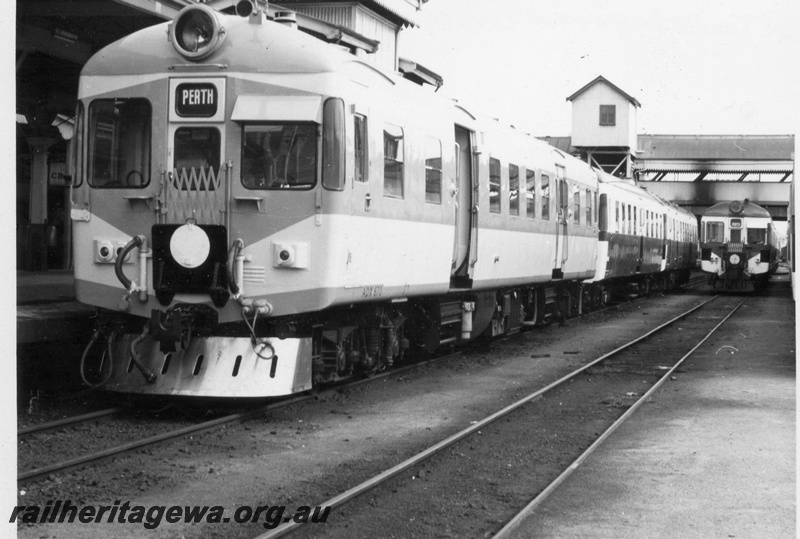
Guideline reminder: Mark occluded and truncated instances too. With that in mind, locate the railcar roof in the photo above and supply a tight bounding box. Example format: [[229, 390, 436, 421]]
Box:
[[704, 200, 772, 218], [82, 13, 350, 77]]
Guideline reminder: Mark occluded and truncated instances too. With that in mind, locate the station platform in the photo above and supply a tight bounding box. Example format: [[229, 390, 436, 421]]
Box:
[[508, 278, 796, 538], [17, 271, 95, 344]]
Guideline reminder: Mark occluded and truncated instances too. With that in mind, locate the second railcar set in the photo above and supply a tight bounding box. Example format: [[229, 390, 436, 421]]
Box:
[[700, 200, 780, 291], [72, 4, 698, 398]]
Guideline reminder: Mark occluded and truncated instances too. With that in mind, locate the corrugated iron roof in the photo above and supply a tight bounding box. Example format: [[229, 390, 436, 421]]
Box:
[[637, 135, 795, 160], [273, 0, 424, 26]]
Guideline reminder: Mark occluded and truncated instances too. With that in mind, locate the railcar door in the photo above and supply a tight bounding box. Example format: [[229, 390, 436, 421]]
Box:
[[553, 161, 568, 279], [451, 125, 475, 288], [163, 79, 229, 229], [148, 79, 232, 306]]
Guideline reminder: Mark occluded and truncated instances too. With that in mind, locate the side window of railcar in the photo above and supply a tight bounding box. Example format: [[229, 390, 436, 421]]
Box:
[[489, 158, 501, 214], [621, 204, 626, 233], [383, 124, 404, 198], [425, 136, 442, 204], [526, 168, 536, 219], [242, 124, 316, 190], [88, 98, 151, 188], [572, 184, 580, 224], [585, 189, 592, 224], [509, 164, 520, 216], [322, 98, 345, 190], [615, 201, 620, 232], [540, 174, 550, 220], [354, 114, 368, 183]]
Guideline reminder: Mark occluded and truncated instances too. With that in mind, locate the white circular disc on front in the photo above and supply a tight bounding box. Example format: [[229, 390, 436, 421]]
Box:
[[729, 254, 740, 265], [170, 223, 210, 268]]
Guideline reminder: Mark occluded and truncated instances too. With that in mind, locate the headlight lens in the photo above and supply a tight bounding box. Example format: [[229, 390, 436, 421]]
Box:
[[170, 5, 226, 61]]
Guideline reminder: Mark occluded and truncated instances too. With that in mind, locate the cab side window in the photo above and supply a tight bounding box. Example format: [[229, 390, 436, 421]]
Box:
[[354, 114, 368, 183]]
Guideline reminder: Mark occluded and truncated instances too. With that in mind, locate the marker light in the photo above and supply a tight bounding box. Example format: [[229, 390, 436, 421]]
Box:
[[169, 5, 226, 61]]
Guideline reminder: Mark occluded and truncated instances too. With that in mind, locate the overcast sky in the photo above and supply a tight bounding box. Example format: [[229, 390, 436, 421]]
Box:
[[399, 0, 799, 137]]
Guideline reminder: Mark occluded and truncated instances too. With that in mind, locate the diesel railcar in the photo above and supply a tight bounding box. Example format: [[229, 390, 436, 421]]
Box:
[[700, 199, 779, 291], [71, 4, 697, 398]]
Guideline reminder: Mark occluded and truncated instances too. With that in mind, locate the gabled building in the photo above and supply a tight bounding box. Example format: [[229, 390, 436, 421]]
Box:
[[565, 75, 641, 178]]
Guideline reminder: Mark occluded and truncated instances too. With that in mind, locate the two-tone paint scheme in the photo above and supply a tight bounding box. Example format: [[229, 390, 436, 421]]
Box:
[[587, 174, 697, 297], [72, 5, 694, 398], [700, 200, 779, 291]]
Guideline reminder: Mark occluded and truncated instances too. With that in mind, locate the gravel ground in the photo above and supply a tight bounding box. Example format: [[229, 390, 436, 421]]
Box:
[[16, 288, 709, 538]]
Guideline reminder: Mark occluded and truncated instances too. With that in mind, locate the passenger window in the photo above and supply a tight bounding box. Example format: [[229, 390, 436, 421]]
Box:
[[383, 124, 404, 198], [526, 168, 536, 219], [540, 174, 550, 220], [621, 204, 626, 233], [425, 136, 442, 204], [572, 184, 580, 223], [615, 201, 620, 231], [509, 164, 520, 216], [489, 157, 501, 214], [354, 114, 368, 183], [585, 189, 592, 224]]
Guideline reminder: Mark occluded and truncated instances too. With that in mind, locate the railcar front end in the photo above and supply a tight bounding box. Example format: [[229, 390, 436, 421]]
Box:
[[700, 200, 779, 291]]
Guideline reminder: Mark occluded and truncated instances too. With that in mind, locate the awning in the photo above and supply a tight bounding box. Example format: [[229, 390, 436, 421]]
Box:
[[231, 95, 322, 122], [634, 160, 793, 174]]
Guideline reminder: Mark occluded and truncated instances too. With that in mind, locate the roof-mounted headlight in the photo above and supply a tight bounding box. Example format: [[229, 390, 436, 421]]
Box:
[[169, 5, 226, 61]]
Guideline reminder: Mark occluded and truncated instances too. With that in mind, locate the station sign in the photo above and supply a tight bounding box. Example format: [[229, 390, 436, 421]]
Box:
[[169, 78, 226, 123]]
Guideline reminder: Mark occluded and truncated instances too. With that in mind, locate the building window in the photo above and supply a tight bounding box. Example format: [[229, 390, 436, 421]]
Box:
[[354, 114, 368, 183], [509, 164, 519, 216], [489, 157, 501, 213], [599, 104, 616, 126], [425, 136, 442, 204], [383, 124, 404, 198]]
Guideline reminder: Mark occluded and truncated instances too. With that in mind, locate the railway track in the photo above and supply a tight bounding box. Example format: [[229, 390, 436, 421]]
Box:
[[17, 353, 460, 484], [18, 281, 704, 486], [254, 294, 746, 538]]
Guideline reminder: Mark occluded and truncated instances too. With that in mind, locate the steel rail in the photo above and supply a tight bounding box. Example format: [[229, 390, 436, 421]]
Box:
[[492, 295, 747, 538], [19, 407, 122, 437], [254, 294, 723, 539], [17, 352, 460, 484]]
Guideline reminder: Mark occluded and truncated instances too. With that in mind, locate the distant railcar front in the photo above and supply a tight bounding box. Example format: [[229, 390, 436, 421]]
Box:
[[700, 200, 779, 291]]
